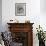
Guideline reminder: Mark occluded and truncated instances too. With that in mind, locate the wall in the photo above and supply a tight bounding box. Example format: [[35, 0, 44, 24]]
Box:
[[0, 0, 2, 32], [40, 0, 46, 13], [2, 0, 40, 46], [2, 0, 40, 30], [2, 0, 46, 46], [40, 0, 46, 31]]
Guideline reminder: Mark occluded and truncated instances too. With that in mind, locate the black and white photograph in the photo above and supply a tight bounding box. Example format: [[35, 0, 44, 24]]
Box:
[[15, 3, 26, 16]]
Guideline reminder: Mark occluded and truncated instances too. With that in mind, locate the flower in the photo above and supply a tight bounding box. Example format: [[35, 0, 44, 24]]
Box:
[[36, 25, 45, 41]]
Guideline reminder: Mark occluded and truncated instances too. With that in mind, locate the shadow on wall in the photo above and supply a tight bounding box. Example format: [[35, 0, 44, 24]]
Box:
[[40, 0, 46, 14], [0, 0, 2, 32]]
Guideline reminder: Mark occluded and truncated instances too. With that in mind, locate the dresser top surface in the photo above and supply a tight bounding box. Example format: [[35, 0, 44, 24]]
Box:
[[7, 23, 34, 25]]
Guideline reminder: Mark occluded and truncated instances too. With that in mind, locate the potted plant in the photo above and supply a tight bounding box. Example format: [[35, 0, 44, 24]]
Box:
[[36, 25, 45, 46]]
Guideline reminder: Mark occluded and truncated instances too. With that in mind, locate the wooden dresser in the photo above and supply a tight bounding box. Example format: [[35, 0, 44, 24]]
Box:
[[7, 23, 34, 46]]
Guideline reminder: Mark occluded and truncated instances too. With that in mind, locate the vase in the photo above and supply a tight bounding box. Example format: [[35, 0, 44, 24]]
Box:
[[39, 40, 45, 46]]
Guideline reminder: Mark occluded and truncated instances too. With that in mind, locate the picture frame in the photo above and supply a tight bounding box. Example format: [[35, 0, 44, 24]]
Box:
[[15, 3, 26, 16]]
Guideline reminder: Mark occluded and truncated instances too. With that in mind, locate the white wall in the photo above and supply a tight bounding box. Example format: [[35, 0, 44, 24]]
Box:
[[2, 0, 40, 30], [40, 0, 46, 13], [40, 0, 46, 31], [2, 0, 40, 46], [2, 0, 46, 46], [0, 0, 2, 32]]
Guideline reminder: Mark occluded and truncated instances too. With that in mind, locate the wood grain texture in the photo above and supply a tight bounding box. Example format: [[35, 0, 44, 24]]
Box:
[[7, 23, 34, 46]]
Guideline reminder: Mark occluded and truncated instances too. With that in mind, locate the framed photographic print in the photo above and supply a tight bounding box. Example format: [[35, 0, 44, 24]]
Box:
[[15, 3, 26, 16]]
